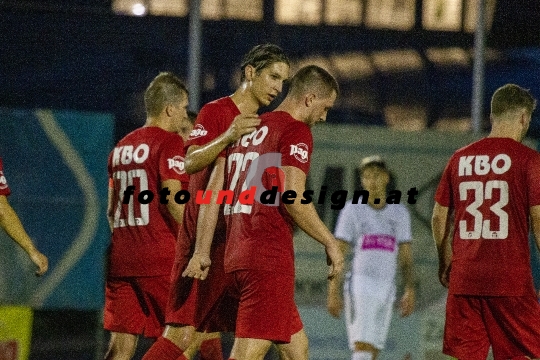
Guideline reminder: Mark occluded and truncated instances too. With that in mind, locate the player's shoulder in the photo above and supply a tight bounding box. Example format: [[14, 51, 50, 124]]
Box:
[[200, 96, 235, 113]]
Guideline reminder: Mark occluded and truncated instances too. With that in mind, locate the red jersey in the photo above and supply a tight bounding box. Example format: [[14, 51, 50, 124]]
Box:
[[435, 137, 540, 296], [0, 158, 11, 196], [223, 111, 313, 276], [107, 127, 189, 277], [175, 97, 240, 260]]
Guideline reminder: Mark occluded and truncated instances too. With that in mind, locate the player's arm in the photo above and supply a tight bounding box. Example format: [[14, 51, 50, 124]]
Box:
[[106, 183, 114, 233], [432, 201, 453, 288], [327, 239, 349, 318], [184, 114, 260, 174], [282, 165, 344, 279], [161, 179, 184, 225], [182, 157, 226, 280], [398, 242, 415, 317], [530, 205, 540, 252], [0, 195, 48, 275]]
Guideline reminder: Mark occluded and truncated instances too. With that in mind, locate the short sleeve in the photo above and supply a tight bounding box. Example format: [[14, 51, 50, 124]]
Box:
[[186, 102, 231, 149], [0, 158, 11, 196], [434, 156, 454, 207], [527, 152, 540, 207], [279, 122, 313, 174], [158, 134, 190, 185], [334, 202, 356, 244], [396, 205, 412, 243]]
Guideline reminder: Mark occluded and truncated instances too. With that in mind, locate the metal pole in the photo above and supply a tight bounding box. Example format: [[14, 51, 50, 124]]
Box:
[[188, 0, 202, 111], [471, 0, 486, 134]]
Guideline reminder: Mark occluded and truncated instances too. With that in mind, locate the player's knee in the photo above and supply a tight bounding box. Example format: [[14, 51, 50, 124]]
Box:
[[162, 325, 196, 351], [105, 333, 138, 360]]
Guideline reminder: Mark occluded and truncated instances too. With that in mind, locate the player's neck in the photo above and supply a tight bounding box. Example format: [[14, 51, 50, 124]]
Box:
[[275, 98, 305, 122], [230, 85, 260, 115], [144, 117, 173, 132]]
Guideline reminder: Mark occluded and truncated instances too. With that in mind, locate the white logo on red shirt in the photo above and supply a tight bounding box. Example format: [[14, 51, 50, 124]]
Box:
[[0, 171, 7, 190], [168, 156, 186, 175], [290, 143, 309, 163], [189, 124, 208, 139]]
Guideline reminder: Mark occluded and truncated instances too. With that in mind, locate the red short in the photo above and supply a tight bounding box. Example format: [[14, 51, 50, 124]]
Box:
[[444, 294, 540, 360], [104, 275, 169, 338], [166, 241, 238, 333], [232, 269, 303, 343]]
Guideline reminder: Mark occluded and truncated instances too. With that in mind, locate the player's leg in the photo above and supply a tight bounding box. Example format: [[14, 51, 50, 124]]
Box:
[[103, 277, 149, 360], [443, 295, 490, 360], [192, 332, 224, 360], [345, 277, 394, 360], [352, 342, 379, 360], [275, 328, 309, 360], [229, 337, 272, 360], [483, 296, 540, 359], [104, 332, 138, 360], [142, 325, 194, 360]]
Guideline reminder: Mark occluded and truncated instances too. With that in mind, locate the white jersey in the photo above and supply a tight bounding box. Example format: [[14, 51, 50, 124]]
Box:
[[334, 199, 412, 290]]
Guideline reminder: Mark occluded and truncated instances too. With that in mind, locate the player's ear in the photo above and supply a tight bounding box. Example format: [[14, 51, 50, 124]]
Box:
[[165, 104, 174, 117], [305, 93, 316, 107], [244, 65, 255, 81]]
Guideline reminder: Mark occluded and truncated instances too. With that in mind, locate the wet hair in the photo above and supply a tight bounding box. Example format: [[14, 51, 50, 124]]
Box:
[[287, 65, 339, 100], [144, 72, 188, 117], [240, 44, 290, 81], [491, 83, 536, 118]]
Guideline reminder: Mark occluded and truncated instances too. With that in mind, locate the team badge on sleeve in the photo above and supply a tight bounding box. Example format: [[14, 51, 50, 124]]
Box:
[[0, 171, 8, 190], [189, 124, 208, 139], [290, 143, 309, 163], [168, 156, 186, 175]]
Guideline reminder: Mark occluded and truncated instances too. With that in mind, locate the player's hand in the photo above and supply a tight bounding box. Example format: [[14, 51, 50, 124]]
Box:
[[182, 253, 211, 280], [29, 250, 48, 276], [327, 291, 343, 318], [224, 114, 261, 143], [399, 286, 415, 317], [438, 262, 451, 288], [325, 240, 344, 280]]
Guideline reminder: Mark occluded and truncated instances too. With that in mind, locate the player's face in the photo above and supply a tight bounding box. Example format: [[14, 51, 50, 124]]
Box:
[[177, 118, 194, 141], [306, 90, 337, 127], [249, 62, 289, 107], [361, 166, 389, 196]]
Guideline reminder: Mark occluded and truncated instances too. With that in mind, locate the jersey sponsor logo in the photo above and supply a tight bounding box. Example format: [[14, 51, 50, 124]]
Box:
[[189, 124, 208, 139], [112, 144, 150, 167], [167, 155, 186, 175], [361, 234, 396, 252], [290, 143, 309, 163], [458, 154, 511, 176], [0, 171, 7, 190]]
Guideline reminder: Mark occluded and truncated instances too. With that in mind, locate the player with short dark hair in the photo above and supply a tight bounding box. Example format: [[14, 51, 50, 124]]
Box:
[[142, 44, 290, 360], [432, 83, 540, 359], [0, 158, 48, 276], [104, 72, 190, 360], [184, 65, 344, 360]]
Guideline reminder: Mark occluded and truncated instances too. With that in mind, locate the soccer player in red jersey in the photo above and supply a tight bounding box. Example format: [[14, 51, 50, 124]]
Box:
[[142, 44, 290, 360], [185, 65, 344, 360], [432, 83, 540, 360], [104, 72, 190, 360], [0, 157, 48, 275]]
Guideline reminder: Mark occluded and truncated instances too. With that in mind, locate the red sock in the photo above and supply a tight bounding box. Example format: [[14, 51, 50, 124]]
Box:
[[142, 337, 187, 360], [199, 337, 224, 360]]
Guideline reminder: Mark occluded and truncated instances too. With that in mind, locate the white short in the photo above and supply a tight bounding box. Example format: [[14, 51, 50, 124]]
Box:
[[344, 273, 396, 350]]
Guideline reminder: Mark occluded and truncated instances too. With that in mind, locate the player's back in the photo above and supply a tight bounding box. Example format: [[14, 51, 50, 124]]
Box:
[[223, 111, 313, 275], [108, 126, 186, 277], [439, 137, 540, 296]]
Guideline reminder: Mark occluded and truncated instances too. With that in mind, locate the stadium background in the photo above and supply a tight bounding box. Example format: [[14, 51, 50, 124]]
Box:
[[1, 0, 540, 359]]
